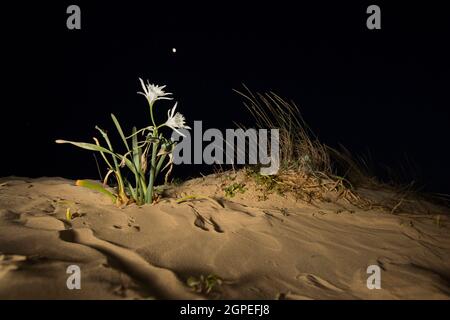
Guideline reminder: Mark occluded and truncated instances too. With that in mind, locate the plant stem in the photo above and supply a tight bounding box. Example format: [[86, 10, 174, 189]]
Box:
[[149, 100, 157, 128], [146, 131, 159, 203], [146, 100, 159, 204]]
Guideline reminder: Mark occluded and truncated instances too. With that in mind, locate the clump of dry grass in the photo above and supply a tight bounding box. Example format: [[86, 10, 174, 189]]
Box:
[[214, 86, 449, 215], [234, 85, 331, 174], [232, 86, 386, 210]]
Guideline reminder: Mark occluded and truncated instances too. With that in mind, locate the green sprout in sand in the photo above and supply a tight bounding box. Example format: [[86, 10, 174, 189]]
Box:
[[56, 78, 190, 206]]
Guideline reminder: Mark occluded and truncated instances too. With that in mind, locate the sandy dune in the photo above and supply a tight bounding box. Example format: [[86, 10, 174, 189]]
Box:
[[0, 174, 449, 299]]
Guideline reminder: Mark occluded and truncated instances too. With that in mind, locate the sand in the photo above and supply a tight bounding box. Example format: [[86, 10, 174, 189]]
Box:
[[0, 174, 449, 299]]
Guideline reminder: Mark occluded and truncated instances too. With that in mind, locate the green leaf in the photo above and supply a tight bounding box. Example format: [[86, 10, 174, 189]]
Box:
[[117, 154, 138, 175], [125, 180, 137, 201], [111, 113, 130, 152], [56, 140, 116, 156], [75, 179, 117, 202], [131, 127, 142, 173]]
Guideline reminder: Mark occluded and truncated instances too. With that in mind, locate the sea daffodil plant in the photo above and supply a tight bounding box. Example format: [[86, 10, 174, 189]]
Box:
[[56, 78, 190, 205]]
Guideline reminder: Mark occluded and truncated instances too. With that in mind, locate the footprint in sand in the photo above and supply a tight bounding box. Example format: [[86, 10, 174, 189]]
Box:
[[186, 202, 282, 249], [190, 206, 225, 233], [112, 217, 141, 233], [1, 210, 67, 231], [1, 204, 68, 232], [278, 292, 314, 300], [23, 216, 66, 231], [221, 201, 259, 217], [0, 209, 21, 221], [296, 273, 344, 292], [0, 253, 27, 279]]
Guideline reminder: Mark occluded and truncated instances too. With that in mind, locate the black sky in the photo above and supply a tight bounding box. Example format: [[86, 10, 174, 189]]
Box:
[[2, 1, 449, 194]]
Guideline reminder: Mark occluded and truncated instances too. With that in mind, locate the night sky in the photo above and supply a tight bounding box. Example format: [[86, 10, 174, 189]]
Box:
[[2, 1, 449, 195]]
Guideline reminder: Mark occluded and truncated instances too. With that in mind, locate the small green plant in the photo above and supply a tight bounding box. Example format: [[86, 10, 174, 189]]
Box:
[[65, 208, 72, 221], [245, 167, 285, 200], [249, 169, 277, 190], [223, 182, 246, 197], [56, 79, 190, 206], [187, 274, 223, 294]]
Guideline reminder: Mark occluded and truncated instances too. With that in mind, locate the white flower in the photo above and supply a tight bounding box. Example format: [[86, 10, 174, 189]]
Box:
[[164, 102, 191, 137], [138, 78, 173, 104]]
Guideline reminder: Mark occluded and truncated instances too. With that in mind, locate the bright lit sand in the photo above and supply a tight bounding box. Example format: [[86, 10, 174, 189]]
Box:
[[0, 174, 449, 299]]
